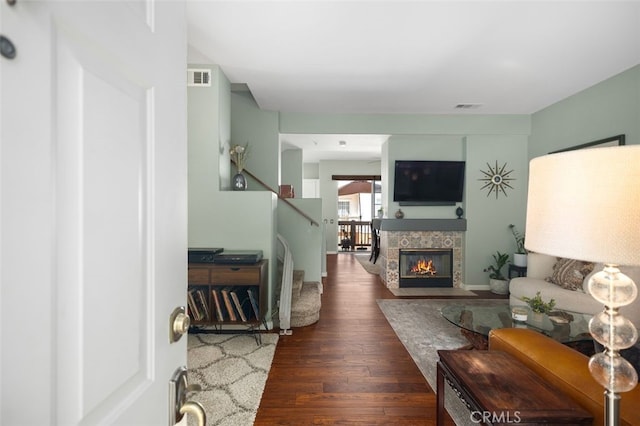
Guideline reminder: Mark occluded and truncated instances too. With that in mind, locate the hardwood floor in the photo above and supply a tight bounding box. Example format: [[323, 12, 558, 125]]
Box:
[[255, 253, 505, 425]]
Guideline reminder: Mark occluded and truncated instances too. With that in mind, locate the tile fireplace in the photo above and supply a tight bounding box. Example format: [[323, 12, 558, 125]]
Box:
[[399, 248, 453, 287], [372, 218, 466, 289]]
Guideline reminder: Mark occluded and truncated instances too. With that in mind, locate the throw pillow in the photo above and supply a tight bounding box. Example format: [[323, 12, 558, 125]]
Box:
[[545, 258, 594, 291]]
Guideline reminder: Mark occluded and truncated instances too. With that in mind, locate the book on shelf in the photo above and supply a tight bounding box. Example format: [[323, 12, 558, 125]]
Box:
[[247, 288, 260, 321], [230, 290, 248, 322], [211, 289, 224, 321], [187, 290, 202, 321], [221, 288, 237, 321], [196, 289, 210, 321]]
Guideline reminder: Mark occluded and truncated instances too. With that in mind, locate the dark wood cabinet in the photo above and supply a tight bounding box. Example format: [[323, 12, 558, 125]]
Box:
[[187, 260, 268, 329]]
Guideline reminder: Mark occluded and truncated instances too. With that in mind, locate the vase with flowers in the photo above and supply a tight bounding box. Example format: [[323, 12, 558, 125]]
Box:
[[230, 142, 249, 191]]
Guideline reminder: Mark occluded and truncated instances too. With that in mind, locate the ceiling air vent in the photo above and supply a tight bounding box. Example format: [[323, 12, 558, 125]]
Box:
[[187, 69, 211, 87], [454, 103, 482, 110]]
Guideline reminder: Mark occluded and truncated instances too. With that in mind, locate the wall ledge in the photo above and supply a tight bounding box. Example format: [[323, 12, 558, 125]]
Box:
[[372, 218, 467, 232]]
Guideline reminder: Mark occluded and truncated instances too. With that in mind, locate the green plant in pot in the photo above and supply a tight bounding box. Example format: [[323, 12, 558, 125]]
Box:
[[484, 251, 510, 294], [509, 224, 527, 267], [522, 291, 556, 315]]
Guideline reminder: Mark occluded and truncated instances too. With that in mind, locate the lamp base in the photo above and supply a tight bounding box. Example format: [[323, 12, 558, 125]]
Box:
[[605, 389, 621, 426]]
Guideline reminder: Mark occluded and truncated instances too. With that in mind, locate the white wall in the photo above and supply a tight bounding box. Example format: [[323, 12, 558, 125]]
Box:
[[303, 163, 320, 198], [303, 179, 320, 198]]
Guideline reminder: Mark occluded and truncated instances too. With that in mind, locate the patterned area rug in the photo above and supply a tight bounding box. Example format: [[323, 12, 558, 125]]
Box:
[[377, 298, 508, 426], [187, 333, 278, 426], [353, 252, 381, 274]]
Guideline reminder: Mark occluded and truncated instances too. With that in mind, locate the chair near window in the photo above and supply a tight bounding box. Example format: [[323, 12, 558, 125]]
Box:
[[369, 222, 380, 264]]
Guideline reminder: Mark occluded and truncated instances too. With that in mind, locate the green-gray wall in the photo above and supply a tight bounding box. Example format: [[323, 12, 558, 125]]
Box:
[[465, 135, 528, 286], [281, 149, 303, 195], [188, 66, 278, 326], [281, 113, 530, 286], [229, 92, 324, 284], [277, 198, 323, 282], [530, 65, 639, 157], [378, 134, 528, 286], [230, 91, 280, 190], [189, 63, 639, 295]]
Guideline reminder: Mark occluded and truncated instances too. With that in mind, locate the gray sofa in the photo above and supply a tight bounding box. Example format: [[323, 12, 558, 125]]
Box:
[[509, 252, 640, 327]]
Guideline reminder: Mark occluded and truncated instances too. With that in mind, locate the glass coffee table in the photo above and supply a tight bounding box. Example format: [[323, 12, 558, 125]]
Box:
[[441, 304, 594, 353]]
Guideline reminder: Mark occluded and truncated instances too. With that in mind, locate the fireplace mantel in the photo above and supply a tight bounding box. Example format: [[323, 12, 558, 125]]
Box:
[[372, 218, 466, 232]]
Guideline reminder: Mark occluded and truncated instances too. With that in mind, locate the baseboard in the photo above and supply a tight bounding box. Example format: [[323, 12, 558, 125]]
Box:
[[462, 283, 491, 291]]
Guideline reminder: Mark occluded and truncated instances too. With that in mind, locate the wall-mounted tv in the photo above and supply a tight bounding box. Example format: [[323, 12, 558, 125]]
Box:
[[393, 160, 465, 206]]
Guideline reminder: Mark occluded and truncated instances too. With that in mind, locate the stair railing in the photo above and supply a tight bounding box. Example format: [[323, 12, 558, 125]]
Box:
[[232, 160, 319, 227], [276, 234, 294, 335]]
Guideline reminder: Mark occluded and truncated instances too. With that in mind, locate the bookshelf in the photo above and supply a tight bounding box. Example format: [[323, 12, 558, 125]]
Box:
[[187, 260, 268, 332]]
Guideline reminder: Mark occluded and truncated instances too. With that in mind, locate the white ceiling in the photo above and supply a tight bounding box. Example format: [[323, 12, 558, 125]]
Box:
[[186, 1, 640, 162], [279, 133, 389, 163]]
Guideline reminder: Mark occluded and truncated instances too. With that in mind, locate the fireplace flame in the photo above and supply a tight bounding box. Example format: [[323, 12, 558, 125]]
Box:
[[410, 258, 437, 276]]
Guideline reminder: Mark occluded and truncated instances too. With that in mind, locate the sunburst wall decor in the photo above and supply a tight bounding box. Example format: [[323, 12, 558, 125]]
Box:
[[479, 161, 515, 199]]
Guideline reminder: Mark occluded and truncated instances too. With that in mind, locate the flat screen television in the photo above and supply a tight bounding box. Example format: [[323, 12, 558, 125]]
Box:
[[393, 160, 465, 205]]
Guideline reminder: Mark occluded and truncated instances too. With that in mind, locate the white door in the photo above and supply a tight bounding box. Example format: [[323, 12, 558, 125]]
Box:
[[1, 1, 191, 425]]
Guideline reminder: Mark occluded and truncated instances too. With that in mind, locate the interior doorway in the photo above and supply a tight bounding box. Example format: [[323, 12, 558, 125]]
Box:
[[336, 178, 381, 251]]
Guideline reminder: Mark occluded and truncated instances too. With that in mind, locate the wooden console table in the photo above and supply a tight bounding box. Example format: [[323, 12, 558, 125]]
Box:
[[187, 260, 268, 342], [436, 350, 592, 425]]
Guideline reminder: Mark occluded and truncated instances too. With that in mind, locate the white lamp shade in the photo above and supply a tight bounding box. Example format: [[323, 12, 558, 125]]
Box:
[[525, 145, 640, 266]]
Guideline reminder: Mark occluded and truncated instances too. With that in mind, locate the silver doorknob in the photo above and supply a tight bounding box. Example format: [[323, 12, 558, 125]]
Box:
[[173, 312, 190, 335], [169, 306, 190, 343]]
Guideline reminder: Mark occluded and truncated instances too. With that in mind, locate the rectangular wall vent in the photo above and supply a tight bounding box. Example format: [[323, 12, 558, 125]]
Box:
[[187, 69, 212, 87]]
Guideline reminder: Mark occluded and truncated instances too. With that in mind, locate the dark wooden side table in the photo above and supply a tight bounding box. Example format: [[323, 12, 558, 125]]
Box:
[[508, 264, 527, 278], [436, 350, 592, 426]]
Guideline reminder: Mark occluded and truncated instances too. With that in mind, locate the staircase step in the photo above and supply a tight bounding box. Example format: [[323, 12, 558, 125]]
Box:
[[292, 270, 305, 297], [291, 281, 321, 327]]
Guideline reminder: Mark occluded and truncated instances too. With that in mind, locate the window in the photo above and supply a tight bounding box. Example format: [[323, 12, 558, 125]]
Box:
[[338, 201, 350, 219]]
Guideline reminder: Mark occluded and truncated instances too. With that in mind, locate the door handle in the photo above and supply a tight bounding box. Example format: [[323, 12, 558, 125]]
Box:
[[169, 366, 206, 426], [179, 401, 206, 426]]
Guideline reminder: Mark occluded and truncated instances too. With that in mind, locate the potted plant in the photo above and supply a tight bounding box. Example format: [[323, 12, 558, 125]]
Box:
[[230, 142, 250, 190], [509, 224, 527, 267], [484, 251, 510, 294], [522, 291, 556, 321]]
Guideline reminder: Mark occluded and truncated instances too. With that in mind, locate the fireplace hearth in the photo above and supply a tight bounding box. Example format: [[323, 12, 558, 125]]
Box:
[[399, 249, 453, 288]]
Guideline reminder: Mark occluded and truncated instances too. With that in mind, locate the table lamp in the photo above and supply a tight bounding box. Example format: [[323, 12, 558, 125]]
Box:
[[525, 144, 640, 426]]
